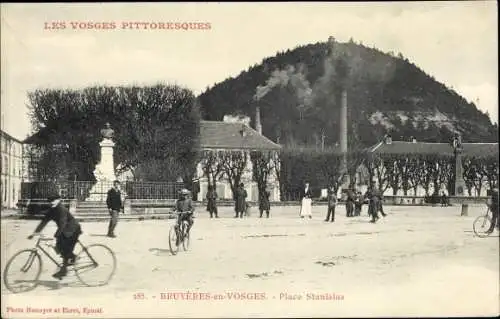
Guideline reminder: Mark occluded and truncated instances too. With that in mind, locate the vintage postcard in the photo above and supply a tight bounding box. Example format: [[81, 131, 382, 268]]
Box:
[[1, 2, 498, 318]]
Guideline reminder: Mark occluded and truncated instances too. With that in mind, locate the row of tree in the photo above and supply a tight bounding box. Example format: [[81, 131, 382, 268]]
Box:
[[26, 84, 201, 188], [199, 147, 498, 202]]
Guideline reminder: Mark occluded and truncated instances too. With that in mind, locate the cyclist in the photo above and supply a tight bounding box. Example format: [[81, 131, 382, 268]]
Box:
[[486, 187, 499, 234], [174, 188, 194, 246], [27, 194, 82, 279]]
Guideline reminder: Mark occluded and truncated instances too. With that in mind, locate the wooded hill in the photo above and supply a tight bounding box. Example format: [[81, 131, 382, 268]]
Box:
[[198, 38, 498, 148]]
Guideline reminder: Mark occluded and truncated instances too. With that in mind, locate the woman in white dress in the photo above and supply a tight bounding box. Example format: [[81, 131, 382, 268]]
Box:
[[300, 182, 313, 218]]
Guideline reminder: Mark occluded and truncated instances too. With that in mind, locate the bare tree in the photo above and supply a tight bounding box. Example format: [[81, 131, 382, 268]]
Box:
[[406, 156, 423, 196], [200, 150, 226, 189], [251, 150, 278, 201], [220, 150, 249, 198]]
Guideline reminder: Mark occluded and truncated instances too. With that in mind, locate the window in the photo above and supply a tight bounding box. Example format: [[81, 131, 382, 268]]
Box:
[[2, 156, 7, 175], [3, 178, 6, 203]]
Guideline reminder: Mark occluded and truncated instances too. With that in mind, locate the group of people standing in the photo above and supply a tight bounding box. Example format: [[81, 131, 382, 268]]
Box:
[[298, 182, 387, 223], [205, 183, 272, 219]]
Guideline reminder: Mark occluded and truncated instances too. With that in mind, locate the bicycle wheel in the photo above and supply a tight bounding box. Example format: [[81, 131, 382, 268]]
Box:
[[3, 249, 42, 293], [168, 225, 179, 255], [74, 244, 116, 287], [473, 215, 492, 238], [182, 221, 190, 251]]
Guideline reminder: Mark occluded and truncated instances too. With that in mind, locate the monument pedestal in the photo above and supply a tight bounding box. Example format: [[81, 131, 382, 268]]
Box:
[[86, 124, 119, 201]]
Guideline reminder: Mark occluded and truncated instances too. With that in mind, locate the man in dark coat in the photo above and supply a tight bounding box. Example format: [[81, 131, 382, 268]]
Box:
[[374, 188, 387, 217], [259, 188, 271, 218], [206, 185, 218, 218], [345, 188, 355, 217], [324, 186, 337, 222], [234, 183, 247, 218], [487, 187, 499, 234], [175, 188, 195, 245], [28, 194, 82, 279], [106, 180, 123, 238], [354, 191, 363, 216], [365, 187, 378, 222]]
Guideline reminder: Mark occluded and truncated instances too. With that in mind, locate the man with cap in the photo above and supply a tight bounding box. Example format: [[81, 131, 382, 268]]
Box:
[[174, 188, 195, 246], [27, 194, 82, 279], [487, 187, 499, 234], [106, 180, 123, 238], [234, 183, 248, 218]]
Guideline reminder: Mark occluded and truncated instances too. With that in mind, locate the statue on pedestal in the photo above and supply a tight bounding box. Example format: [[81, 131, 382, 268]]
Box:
[[101, 122, 114, 140], [86, 123, 118, 201], [452, 133, 463, 153]]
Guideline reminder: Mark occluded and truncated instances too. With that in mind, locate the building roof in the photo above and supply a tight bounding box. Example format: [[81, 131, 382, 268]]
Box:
[[199, 120, 281, 150], [1, 129, 24, 144], [24, 120, 282, 151], [369, 140, 498, 158]]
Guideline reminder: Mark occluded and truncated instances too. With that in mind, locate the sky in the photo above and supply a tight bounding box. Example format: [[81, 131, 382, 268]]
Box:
[[1, 2, 498, 141]]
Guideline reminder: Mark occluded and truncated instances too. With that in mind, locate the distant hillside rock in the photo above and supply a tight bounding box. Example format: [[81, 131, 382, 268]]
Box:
[[198, 38, 498, 147]]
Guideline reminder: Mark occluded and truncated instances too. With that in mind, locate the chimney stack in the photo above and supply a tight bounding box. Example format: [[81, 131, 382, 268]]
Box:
[[339, 89, 349, 188], [255, 105, 262, 134], [339, 89, 348, 154]]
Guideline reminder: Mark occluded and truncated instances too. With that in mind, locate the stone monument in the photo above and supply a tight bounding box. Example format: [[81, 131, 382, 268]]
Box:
[[86, 123, 118, 201]]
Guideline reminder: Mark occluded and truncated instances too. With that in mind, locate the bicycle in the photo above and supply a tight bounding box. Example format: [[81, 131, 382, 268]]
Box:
[[3, 234, 117, 294], [168, 211, 192, 255], [473, 207, 497, 238]]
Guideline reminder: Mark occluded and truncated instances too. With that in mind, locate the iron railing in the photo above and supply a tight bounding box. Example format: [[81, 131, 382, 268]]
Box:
[[21, 181, 185, 201]]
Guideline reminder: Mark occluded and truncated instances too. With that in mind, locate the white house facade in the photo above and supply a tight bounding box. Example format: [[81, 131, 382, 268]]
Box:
[[196, 119, 281, 202], [1, 130, 24, 208]]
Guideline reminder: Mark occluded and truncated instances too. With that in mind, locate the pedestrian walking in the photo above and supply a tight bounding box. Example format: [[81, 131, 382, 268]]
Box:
[[324, 185, 336, 222], [441, 192, 449, 207], [259, 188, 271, 218], [106, 180, 123, 238], [354, 191, 363, 216], [345, 188, 355, 217], [374, 188, 387, 217], [300, 182, 313, 219], [206, 185, 218, 218], [365, 187, 377, 222], [234, 183, 247, 218]]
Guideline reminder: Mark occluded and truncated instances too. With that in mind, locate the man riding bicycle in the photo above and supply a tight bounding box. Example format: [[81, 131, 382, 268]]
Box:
[[27, 194, 82, 279], [174, 188, 194, 246], [486, 187, 499, 234]]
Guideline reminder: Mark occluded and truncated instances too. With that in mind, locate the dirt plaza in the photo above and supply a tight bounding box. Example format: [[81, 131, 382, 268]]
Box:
[[1, 204, 499, 318]]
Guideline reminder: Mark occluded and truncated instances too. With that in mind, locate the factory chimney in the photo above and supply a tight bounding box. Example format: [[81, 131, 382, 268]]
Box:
[[255, 105, 262, 134], [340, 89, 350, 188]]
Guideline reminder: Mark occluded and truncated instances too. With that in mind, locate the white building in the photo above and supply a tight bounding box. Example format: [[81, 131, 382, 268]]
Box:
[[196, 119, 281, 202], [1, 130, 24, 208]]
